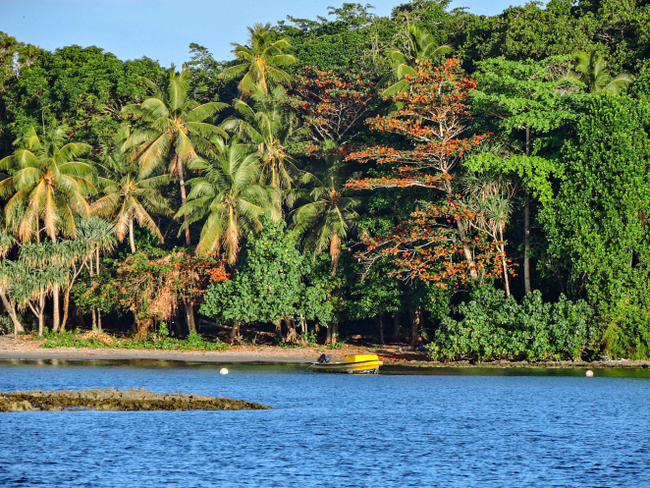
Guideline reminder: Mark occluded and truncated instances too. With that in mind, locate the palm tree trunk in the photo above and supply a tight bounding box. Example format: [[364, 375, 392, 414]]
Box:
[[38, 293, 45, 336], [177, 158, 191, 247], [129, 219, 136, 253], [1, 292, 23, 338], [61, 288, 71, 332], [52, 284, 60, 332], [88, 256, 97, 331], [96, 248, 102, 332]]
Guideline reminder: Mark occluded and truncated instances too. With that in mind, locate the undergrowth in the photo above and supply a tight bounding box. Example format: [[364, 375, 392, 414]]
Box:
[[39, 329, 229, 351]]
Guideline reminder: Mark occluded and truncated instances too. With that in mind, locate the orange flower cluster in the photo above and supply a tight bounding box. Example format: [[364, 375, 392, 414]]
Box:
[[346, 57, 487, 190], [357, 200, 502, 285], [284, 67, 375, 143]]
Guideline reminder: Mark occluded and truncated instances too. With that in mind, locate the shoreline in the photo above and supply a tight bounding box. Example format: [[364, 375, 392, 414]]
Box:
[[1, 336, 650, 369]]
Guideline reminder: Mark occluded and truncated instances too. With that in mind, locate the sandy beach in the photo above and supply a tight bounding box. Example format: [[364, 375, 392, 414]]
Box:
[[2, 335, 650, 368]]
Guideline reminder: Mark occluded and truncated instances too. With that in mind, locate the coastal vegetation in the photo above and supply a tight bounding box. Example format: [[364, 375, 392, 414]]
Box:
[[1, 0, 650, 361]]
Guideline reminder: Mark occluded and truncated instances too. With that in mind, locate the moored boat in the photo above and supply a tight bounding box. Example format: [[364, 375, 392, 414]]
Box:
[[310, 354, 383, 374]]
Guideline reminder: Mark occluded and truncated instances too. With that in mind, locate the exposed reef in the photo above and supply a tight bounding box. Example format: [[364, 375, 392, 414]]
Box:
[[0, 388, 271, 412]]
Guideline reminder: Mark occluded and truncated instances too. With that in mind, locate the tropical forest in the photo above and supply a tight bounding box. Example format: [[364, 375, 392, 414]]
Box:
[[2, 0, 650, 362]]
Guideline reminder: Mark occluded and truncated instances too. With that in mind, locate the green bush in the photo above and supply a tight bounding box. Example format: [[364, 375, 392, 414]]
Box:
[[599, 297, 650, 360], [427, 288, 598, 361], [40, 330, 228, 351]]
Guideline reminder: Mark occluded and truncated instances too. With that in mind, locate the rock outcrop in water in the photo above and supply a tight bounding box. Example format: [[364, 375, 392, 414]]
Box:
[[0, 388, 271, 411]]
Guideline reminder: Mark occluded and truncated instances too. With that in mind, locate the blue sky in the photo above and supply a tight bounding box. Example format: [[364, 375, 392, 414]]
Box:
[[0, 0, 525, 67]]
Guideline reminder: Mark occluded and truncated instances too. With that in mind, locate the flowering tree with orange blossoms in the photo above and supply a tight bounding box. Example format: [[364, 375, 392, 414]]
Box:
[[357, 199, 503, 286], [284, 67, 376, 145], [347, 58, 502, 285]]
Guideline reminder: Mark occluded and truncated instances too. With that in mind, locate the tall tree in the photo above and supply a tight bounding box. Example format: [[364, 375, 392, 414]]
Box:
[[285, 67, 376, 145], [347, 58, 490, 280], [72, 218, 116, 331], [220, 23, 297, 97], [122, 69, 226, 246], [0, 231, 23, 337], [0, 124, 95, 242], [222, 85, 304, 191], [470, 56, 582, 293], [178, 137, 278, 264], [292, 142, 360, 275], [201, 216, 332, 342], [94, 127, 169, 253]]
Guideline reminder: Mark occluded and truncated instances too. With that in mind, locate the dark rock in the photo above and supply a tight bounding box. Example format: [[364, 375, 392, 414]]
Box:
[[0, 389, 271, 412]]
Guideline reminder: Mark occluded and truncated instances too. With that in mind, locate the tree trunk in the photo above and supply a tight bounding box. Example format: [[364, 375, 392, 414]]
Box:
[[524, 126, 532, 295], [89, 259, 97, 331], [283, 317, 305, 345], [129, 218, 136, 253], [0, 291, 23, 338], [274, 319, 282, 336], [393, 313, 400, 338], [229, 321, 241, 343], [326, 323, 332, 345], [379, 313, 384, 344], [177, 158, 191, 247], [409, 305, 422, 349], [524, 190, 531, 294], [185, 301, 197, 334], [328, 321, 338, 346], [52, 284, 60, 332], [96, 249, 102, 332], [456, 220, 477, 279], [499, 228, 511, 297], [61, 289, 71, 332], [38, 294, 45, 337], [502, 254, 511, 297]]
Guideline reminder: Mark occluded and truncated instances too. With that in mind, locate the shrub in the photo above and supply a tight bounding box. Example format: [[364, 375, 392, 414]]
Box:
[[427, 288, 597, 361]]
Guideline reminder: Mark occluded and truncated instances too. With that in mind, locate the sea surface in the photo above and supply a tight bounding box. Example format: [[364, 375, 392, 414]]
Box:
[[1, 361, 649, 487]]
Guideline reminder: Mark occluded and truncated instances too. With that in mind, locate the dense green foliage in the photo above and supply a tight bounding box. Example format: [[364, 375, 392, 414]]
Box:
[[428, 287, 597, 361], [2, 0, 650, 360]]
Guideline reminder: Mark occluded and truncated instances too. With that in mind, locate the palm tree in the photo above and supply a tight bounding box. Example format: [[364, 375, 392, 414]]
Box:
[[222, 85, 305, 192], [122, 69, 227, 246], [291, 142, 360, 275], [178, 137, 278, 264], [71, 218, 116, 331], [464, 172, 516, 296], [381, 22, 452, 96], [569, 50, 634, 94], [6, 242, 67, 336], [0, 231, 22, 337], [0, 124, 95, 242], [220, 23, 297, 97], [94, 127, 170, 253]]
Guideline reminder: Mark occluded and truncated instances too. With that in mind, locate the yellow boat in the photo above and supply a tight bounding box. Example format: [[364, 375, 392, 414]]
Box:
[[310, 354, 383, 374]]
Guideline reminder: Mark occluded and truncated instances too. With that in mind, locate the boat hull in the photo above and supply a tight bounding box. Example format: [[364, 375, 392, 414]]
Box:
[[310, 360, 383, 374]]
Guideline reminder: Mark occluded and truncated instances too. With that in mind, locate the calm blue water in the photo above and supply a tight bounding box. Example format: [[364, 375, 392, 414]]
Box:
[[1, 361, 649, 488]]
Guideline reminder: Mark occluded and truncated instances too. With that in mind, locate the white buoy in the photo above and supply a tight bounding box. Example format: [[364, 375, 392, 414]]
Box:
[[220, 368, 229, 375], [586, 370, 594, 377]]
